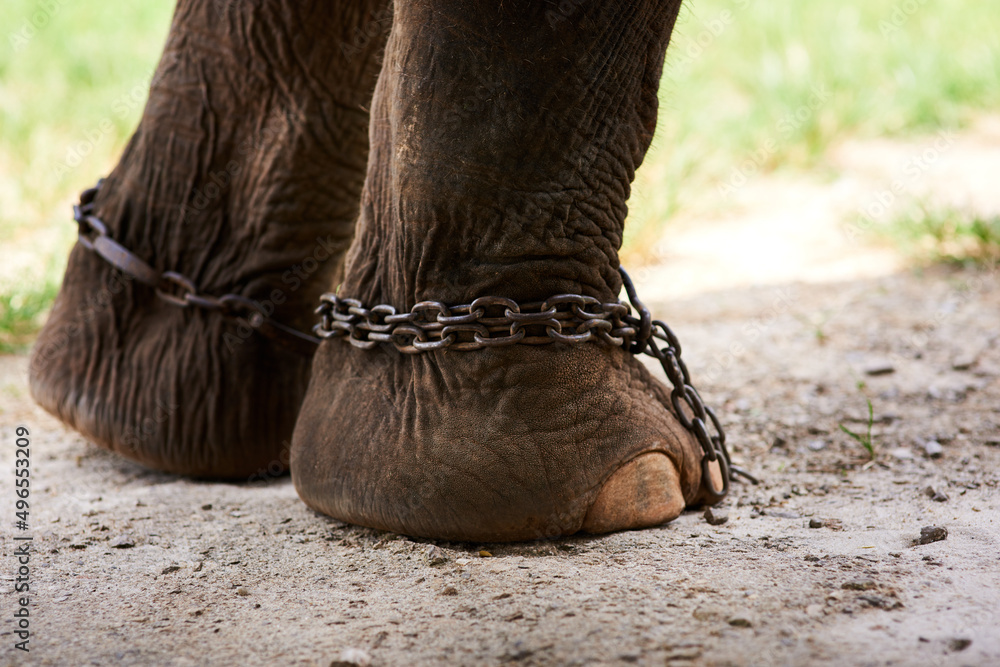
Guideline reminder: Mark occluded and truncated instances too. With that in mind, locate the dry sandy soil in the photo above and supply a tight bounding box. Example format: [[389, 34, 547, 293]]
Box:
[[1, 126, 999, 666]]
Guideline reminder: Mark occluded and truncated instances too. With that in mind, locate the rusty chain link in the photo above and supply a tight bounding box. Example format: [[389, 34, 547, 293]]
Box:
[[74, 179, 754, 500], [314, 292, 635, 352], [73, 180, 321, 355]]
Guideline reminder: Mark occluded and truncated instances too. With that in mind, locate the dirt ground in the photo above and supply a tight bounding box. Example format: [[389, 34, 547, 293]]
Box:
[[2, 127, 999, 666]]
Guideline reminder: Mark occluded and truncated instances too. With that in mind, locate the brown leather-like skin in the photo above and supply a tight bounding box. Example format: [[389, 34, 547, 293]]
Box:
[[292, 0, 704, 541], [30, 0, 390, 477], [33, 0, 708, 539]]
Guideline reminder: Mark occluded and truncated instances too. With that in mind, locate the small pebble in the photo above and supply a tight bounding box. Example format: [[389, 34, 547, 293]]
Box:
[[425, 546, 448, 566], [923, 486, 949, 502], [479, 550, 493, 558], [161, 565, 181, 575], [864, 361, 895, 376], [948, 638, 972, 652], [201, 503, 213, 511], [924, 440, 944, 458], [440, 586, 458, 596], [455, 558, 471, 566], [110, 535, 135, 549], [951, 354, 978, 371], [808, 519, 825, 529], [727, 615, 753, 628], [704, 507, 729, 526], [917, 525, 948, 545], [842, 579, 876, 591], [859, 595, 903, 610], [890, 448, 914, 460], [331, 647, 372, 667], [807, 440, 827, 452], [236, 587, 250, 596]]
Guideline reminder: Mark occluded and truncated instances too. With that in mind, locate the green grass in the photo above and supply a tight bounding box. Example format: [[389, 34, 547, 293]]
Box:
[[840, 396, 876, 461], [0, 0, 173, 346], [1, 2, 172, 198], [625, 0, 1000, 255], [2, 0, 999, 345], [0, 278, 60, 353], [877, 204, 1000, 266]]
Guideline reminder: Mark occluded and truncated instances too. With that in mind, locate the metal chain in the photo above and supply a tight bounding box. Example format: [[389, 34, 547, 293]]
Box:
[[314, 293, 636, 353], [73, 180, 321, 355], [74, 180, 754, 500], [316, 271, 756, 501], [618, 269, 758, 500]]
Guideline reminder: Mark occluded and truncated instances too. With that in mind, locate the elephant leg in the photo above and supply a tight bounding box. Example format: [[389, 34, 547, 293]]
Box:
[[291, 0, 711, 541], [30, 0, 391, 477]]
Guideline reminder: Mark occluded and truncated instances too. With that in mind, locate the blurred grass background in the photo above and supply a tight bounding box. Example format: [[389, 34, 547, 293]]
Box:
[[1, 1, 173, 350], [626, 0, 1000, 253], [1, 0, 999, 350]]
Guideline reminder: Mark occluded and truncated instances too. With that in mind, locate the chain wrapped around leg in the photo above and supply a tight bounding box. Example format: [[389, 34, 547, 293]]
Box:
[[73, 178, 754, 499], [71, 181, 321, 356], [315, 268, 758, 501]]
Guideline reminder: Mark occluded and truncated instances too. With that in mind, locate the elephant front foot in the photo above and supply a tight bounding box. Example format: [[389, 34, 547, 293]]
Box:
[[292, 328, 713, 542], [290, 0, 730, 540]]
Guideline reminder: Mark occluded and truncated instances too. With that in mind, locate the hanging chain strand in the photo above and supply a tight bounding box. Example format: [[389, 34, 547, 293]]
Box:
[[73, 180, 755, 499], [72, 181, 321, 356], [618, 269, 759, 499]]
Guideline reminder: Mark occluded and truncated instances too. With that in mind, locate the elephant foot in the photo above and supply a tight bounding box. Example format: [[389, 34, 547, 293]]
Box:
[[289, 0, 719, 540], [292, 332, 707, 542], [29, 0, 390, 478]]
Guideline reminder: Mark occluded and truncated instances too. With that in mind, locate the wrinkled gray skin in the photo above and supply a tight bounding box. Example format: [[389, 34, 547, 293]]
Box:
[[32, 0, 714, 541]]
